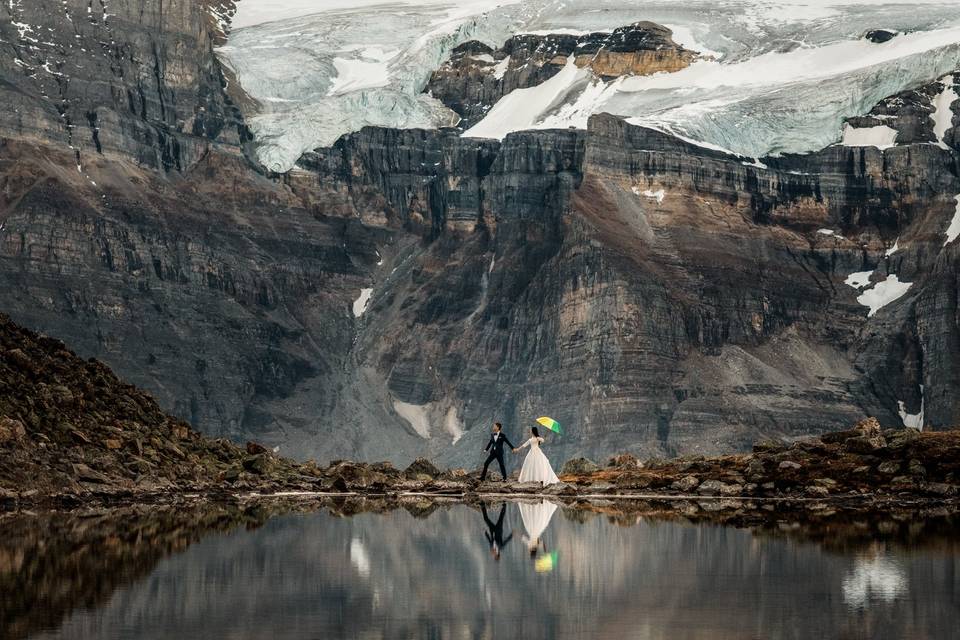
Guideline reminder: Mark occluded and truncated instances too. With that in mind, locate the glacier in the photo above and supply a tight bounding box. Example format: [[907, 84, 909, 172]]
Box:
[[221, 0, 960, 172]]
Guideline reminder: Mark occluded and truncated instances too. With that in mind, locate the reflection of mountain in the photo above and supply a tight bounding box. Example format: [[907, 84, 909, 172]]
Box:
[[26, 503, 960, 640], [0, 503, 298, 640]]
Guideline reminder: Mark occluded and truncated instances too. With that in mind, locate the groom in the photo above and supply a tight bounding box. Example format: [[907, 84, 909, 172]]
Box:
[[480, 422, 515, 482]]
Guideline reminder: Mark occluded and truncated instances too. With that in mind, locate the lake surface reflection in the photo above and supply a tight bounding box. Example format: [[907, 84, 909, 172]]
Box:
[[3, 499, 959, 639]]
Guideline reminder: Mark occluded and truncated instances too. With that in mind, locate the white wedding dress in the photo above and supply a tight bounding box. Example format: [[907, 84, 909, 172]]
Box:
[[517, 437, 559, 485]]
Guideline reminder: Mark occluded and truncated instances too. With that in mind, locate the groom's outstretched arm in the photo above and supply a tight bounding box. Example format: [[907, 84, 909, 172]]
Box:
[[502, 434, 515, 450]]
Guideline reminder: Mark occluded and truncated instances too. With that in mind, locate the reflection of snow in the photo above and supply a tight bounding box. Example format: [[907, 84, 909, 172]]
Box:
[[350, 537, 371, 578], [518, 500, 558, 543], [842, 555, 908, 607]]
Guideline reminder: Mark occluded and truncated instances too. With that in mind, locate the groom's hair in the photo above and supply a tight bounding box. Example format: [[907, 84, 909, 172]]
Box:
[[494, 422, 502, 430]]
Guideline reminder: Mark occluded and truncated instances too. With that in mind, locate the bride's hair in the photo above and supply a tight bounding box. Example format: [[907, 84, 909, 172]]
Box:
[[531, 426, 540, 438]]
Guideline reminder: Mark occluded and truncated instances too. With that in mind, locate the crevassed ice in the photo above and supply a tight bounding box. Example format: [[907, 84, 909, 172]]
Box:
[[222, 0, 960, 171]]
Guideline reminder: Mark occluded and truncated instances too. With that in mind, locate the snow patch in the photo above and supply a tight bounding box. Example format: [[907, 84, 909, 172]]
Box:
[[463, 57, 585, 139], [445, 406, 464, 444], [844, 270, 874, 289], [392, 400, 431, 438], [817, 228, 837, 236], [353, 288, 373, 317], [931, 75, 957, 150], [640, 189, 665, 204], [944, 195, 960, 246], [841, 124, 898, 149], [856, 274, 912, 317], [897, 386, 924, 431], [492, 56, 510, 80], [885, 238, 900, 256]]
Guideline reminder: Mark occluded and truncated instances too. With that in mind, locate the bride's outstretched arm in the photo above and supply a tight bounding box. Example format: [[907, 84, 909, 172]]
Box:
[[512, 437, 532, 453]]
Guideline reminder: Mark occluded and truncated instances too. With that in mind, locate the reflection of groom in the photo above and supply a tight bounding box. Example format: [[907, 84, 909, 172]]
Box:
[[481, 501, 513, 560], [480, 422, 514, 482]]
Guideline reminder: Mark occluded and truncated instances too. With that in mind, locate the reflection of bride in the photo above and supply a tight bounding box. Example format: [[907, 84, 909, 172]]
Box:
[[518, 500, 558, 555], [513, 427, 560, 485]]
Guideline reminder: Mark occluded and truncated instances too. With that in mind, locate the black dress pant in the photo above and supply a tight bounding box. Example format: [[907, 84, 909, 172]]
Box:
[[481, 452, 506, 480]]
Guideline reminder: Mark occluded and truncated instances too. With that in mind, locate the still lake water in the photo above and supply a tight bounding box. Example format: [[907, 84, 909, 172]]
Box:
[[3, 499, 959, 640]]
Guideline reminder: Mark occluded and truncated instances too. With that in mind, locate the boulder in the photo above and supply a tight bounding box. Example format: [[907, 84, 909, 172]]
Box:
[[246, 441, 268, 455], [561, 458, 600, 475], [805, 485, 830, 497], [501, 481, 543, 493], [243, 454, 274, 475], [221, 466, 241, 482], [907, 459, 926, 476], [671, 475, 700, 492], [752, 440, 784, 453], [587, 481, 616, 493], [4, 348, 37, 374], [865, 29, 897, 43], [426, 480, 468, 494], [404, 457, 441, 480], [778, 460, 802, 471], [877, 461, 901, 475], [887, 428, 921, 451], [846, 434, 886, 454], [607, 453, 641, 469], [745, 458, 766, 479], [542, 482, 577, 496], [50, 385, 75, 405], [72, 463, 110, 484], [0, 417, 26, 444], [696, 479, 740, 496]]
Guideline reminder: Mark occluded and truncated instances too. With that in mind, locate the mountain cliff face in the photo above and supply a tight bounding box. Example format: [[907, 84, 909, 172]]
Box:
[[0, 3, 957, 466], [0, 0, 250, 170], [297, 109, 959, 464]]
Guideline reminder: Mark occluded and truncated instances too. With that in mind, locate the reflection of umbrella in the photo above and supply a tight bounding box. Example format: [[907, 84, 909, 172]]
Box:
[[518, 500, 558, 541], [536, 416, 562, 434], [535, 550, 558, 573]]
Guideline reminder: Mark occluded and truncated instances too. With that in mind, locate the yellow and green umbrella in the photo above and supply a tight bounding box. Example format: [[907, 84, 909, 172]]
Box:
[[535, 550, 559, 573], [536, 416, 562, 434]]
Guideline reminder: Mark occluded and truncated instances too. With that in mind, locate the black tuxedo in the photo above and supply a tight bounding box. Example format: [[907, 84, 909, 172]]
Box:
[[482, 503, 513, 553], [481, 431, 514, 481]]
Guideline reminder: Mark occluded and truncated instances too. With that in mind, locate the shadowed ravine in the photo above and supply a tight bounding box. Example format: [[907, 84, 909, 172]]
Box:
[[2, 498, 958, 640]]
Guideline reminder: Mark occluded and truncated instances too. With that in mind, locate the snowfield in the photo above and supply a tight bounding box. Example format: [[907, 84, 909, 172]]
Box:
[[222, 0, 960, 172]]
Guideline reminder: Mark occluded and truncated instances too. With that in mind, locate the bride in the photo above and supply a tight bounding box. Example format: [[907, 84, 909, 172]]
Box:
[[513, 426, 559, 485]]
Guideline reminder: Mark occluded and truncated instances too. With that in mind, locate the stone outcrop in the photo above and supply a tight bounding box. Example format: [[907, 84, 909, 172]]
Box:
[[425, 22, 698, 129]]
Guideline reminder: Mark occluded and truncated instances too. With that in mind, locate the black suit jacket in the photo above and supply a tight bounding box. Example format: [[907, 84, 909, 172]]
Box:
[[484, 432, 515, 457]]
